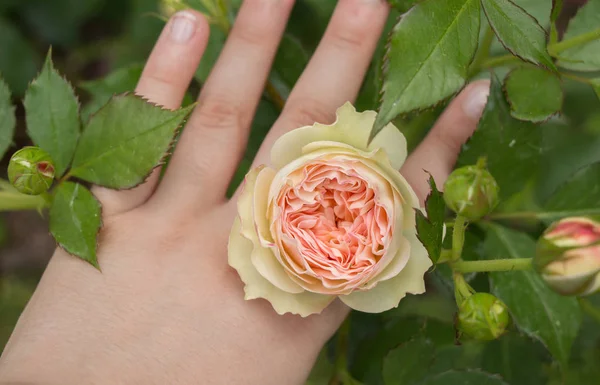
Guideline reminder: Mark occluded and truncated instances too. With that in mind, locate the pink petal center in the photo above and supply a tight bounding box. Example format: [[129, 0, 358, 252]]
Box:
[[276, 161, 391, 288]]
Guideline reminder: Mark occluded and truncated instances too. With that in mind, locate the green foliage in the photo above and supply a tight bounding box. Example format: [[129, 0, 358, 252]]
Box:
[[70, 94, 193, 189], [0, 76, 15, 159], [79, 64, 144, 121], [556, 0, 600, 71], [373, 0, 481, 138], [458, 73, 541, 200], [543, 162, 600, 220], [0, 17, 39, 96], [484, 224, 582, 369], [481, 0, 555, 70], [24, 51, 80, 177], [421, 370, 508, 385], [383, 338, 435, 385], [416, 176, 446, 263], [49, 182, 102, 268], [3, 0, 600, 383], [504, 67, 563, 122]]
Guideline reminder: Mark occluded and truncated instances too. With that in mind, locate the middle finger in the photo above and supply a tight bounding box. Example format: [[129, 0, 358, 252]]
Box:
[[154, 0, 295, 208], [251, 0, 389, 167]]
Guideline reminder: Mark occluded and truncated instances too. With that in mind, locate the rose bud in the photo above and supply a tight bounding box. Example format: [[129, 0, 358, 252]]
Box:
[[457, 292, 509, 341], [443, 163, 499, 221], [8, 146, 55, 195], [228, 103, 431, 316], [536, 217, 600, 296]]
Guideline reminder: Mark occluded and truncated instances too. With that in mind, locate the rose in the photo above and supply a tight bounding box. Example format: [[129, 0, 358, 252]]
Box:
[[228, 103, 432, 316], [536, 217, 600, 296]]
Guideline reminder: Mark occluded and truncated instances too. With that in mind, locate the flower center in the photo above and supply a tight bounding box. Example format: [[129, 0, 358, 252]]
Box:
[[278, 162, 390, 280]]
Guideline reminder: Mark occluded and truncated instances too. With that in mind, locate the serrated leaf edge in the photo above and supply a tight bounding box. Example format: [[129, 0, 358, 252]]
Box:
[[69, 92, 195, 190], [481, 0, 557, 72], [50, 182, 103, 271], [502, 67, 563, 123]]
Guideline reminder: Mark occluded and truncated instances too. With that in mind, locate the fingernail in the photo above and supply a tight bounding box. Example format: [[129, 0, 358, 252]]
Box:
[[462, 82, 490, 121], [169, 11, 196, 43]]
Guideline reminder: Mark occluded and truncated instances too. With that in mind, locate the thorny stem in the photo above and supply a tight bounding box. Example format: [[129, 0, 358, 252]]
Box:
[[452, 216, 468, 262], [451, 258, 533, 273], [468, 26, 495, 77], [480, 54, 522, 69], [453, 271, 475, 307], [561, 72, 597, 86], [579, 298, 600, 325], [548, 27, 600, 56]]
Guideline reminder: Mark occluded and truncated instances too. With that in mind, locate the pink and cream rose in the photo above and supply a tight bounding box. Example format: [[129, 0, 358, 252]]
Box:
[[228, 103, 431, 316]]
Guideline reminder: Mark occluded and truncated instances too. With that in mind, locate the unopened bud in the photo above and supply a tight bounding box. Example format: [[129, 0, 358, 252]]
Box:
[[536, 217, 600, 296], [443, 162, 499, 221], [7, 147, 55, 195], [457, 292, 509, 341]]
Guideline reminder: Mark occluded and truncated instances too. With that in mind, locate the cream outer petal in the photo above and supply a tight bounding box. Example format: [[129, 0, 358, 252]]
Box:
[[270, 102, 408, 170], [237, 166, 304, 294], [228, 218, 335, 316], [339, 232, 431, 313]]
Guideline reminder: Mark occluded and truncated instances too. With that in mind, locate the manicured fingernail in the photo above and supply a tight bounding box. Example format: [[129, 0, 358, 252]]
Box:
[[169, 11, 196, 43], [463, 82, 490, 120]]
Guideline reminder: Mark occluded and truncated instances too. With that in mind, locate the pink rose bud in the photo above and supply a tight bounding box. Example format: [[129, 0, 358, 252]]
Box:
[[536, 217, 600, 296]]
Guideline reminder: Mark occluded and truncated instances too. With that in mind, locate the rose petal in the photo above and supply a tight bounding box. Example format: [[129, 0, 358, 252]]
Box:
[[271, 102, 407, 170], [228, 218, 334, 316], [238, 165, 264, 241], [253, 166, 277, 246], [339, 232, 431, 313]]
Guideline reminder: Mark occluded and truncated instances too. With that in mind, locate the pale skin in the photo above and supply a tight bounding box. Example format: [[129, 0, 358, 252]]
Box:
[[0, 1, 491, 384]]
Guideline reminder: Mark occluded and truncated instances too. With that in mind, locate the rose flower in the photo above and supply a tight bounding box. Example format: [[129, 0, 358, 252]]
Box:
[[228, 103, 431, 316]]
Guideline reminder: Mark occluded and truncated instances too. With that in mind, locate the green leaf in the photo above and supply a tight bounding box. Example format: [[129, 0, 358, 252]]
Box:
[[458, 73, 541, 200], [416, 176, 446, 263], [49, 182, 102, 268], [195, 26, 226, 83], [422, 370, 508, 385], [383, 338, 435, 385], [0, 17, 40, 96], [542, 162, 600, 221], [305, 348, 334, 385], [556, 0, 600, 71], [484, 224, 582, 369], [591, 78, 600, 101], [536, 133, 600, 203], [80, 64, 144, 121], [481, 0, 555, 70], [70, 94, 193, 189], [504, 67, 562, 122], [0, 76, 15, 160], [350, 316, 424, 385], [269, 34, 310, 101], [372, 0, 481, 139], [481, 334, 549, 385], [550, 0, 563, 43], [23, 51, 80, 177]]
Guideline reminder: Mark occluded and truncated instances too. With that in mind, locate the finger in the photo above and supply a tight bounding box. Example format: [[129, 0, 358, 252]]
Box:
[[154, 0, 295, 208], [251, 0, 389, 167], [401, 80, 491, 203], [93, 10, 209, 216]]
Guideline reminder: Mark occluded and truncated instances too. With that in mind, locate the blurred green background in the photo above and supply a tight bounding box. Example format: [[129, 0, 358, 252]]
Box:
[[1, 1, 599, 383]]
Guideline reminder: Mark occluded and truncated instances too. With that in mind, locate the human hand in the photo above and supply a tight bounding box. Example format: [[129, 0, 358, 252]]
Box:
[[0, 1, 490, 384]]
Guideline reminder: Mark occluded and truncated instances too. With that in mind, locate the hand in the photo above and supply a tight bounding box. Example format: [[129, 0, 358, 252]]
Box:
[[0, 1, 489, 384]]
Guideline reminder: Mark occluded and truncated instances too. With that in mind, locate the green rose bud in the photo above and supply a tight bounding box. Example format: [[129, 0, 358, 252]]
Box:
[[457, 292, 509, 341], [7, 146, 55, 195], [535, 217, 600, 296], [443, 161, 499, 221]]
